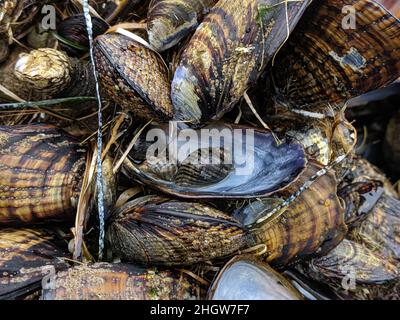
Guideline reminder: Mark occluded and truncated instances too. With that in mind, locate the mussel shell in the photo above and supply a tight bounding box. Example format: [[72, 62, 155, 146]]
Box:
[[107, 195, 251, 266], [235, 161, 347, 266], [124, 123, 307, 199], [378, 0, 400, 18], [304, 239, 398, 287], [42, 263, 203, 300], [349, 193, 400, 261], [384, 111, 400, 175], [170, 0, 311, 125], [147, 0, 218, 52], [94, 34, 173, 121], [339, 180, 385, 227], [208, 255, 303, 300], [57, 14, 109, 57], [272, 0, 400, 109], [0, 125, 86, 226], [0, 228, 68, 300]]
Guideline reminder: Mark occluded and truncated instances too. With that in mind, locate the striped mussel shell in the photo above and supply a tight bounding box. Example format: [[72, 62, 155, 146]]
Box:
[[107, 195, 252, 266], [299, 239, 399, 299], [268, 111, 356, 167], [234, 161, 347, 266], [0, 228, 68, 300], [0, 125, 86, 226], [148, 0, 218, 52], [349, 193, 400, 262], [272, 0, 400, 110], [94, 33, 173, 121], [123, 122, 307, 199], [208, 255, 303, 300], [171, 0, 311, 125], [42, 263, 204, 300]]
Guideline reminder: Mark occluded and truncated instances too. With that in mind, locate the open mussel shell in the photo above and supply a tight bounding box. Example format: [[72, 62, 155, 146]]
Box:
[[94, 33, 173, 121], [0, 228, 68, 300], [300, 239, 399, 299], [349, 193, 400, 262], [272, 0, 400, 109], [107, 195, 251, 266], [148, 0, 218, 52], [42, 263, 204, 300], [0, 125, 86, 226], [124, 123, 307, 199], [170, 0, 311, 125], [208, 255, 303, 300], [234, 161, 347, 266]]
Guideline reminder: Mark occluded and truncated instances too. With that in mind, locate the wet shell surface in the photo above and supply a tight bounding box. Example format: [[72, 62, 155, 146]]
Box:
[[304, 239, 399, 287], [349, 193, 400, 262], [0, 228, 68, 300], [147, 0, 218, 52], [234, 162, 347, 266], [94, 33, 173, 121], [171, 0, 311, 125], [124, 123, 307, 199], [272, 0, 400, 109], [208, 255, 303, 300], [42, 263, 203, 300], [0, 125, 86, 226], [107, 195, 251, 266]]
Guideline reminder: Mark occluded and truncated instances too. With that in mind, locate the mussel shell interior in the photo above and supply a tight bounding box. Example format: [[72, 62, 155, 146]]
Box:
[[208, 256, 302, 300], [127, 124, 307, 198]]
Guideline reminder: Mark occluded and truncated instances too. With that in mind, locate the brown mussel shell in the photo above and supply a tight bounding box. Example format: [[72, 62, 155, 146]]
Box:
[[94, 33, 173, 121], [123, 122, 307, 199], [272, 0, 400, 109], [148, 0, 218, 52], [107, 195, 252, 266], [171, 0, 311, 125], [57, 14, 109, 57], [300, 239, 399, 299], [0, 228, 68, 300], [0, 125, 86, 226], [42, 262, 204, 300], [234, 161, 347, 266], [208, 255, 303, 300], [349, 193, 400, 262]]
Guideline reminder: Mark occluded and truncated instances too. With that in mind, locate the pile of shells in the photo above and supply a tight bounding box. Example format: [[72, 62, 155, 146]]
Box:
[[0, 0, 399, 300]]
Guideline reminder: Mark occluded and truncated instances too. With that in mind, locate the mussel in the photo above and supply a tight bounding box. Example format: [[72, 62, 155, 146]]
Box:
[[56, 14, 109, 57], [123, 123, 307, 199], [42, 263, 204, 300], [299, 239, 399, 300], [234, 161, 347, 266], [208, 255, 303, 300], [0, 228, 68, 300], [107, 195, 252, 266], [12, 48, 95, 100], [94, 33, 173, 121], [0, 125, 86, 226], [147, 0, 218, 52], [349, 193, 400, 262], [170, 0, 311, 125], [272, 0, 400, 109]]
